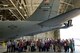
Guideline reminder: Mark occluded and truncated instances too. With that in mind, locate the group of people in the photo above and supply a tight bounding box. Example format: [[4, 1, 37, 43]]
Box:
[[6, 38, 75, 52]]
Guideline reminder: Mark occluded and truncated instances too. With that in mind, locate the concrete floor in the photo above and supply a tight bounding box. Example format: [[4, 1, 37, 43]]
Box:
[[0, 46, 6, 53]]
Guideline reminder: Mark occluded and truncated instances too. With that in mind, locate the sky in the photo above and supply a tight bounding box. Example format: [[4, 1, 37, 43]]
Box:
[[60, 14, 80, 51]]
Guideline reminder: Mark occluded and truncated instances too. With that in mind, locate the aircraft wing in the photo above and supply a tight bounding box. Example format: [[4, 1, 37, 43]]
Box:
[[0, 8, 80, 41], [23, 8, 80, 35], [24, 8, 80, 36]]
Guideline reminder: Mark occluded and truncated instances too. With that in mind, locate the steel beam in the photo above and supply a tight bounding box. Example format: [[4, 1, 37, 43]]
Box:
[[0, 7, 15, 10], [9, 0, 25, 20]]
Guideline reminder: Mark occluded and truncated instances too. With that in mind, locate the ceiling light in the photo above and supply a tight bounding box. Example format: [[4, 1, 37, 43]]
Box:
[[19, 6, 23, 9]]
